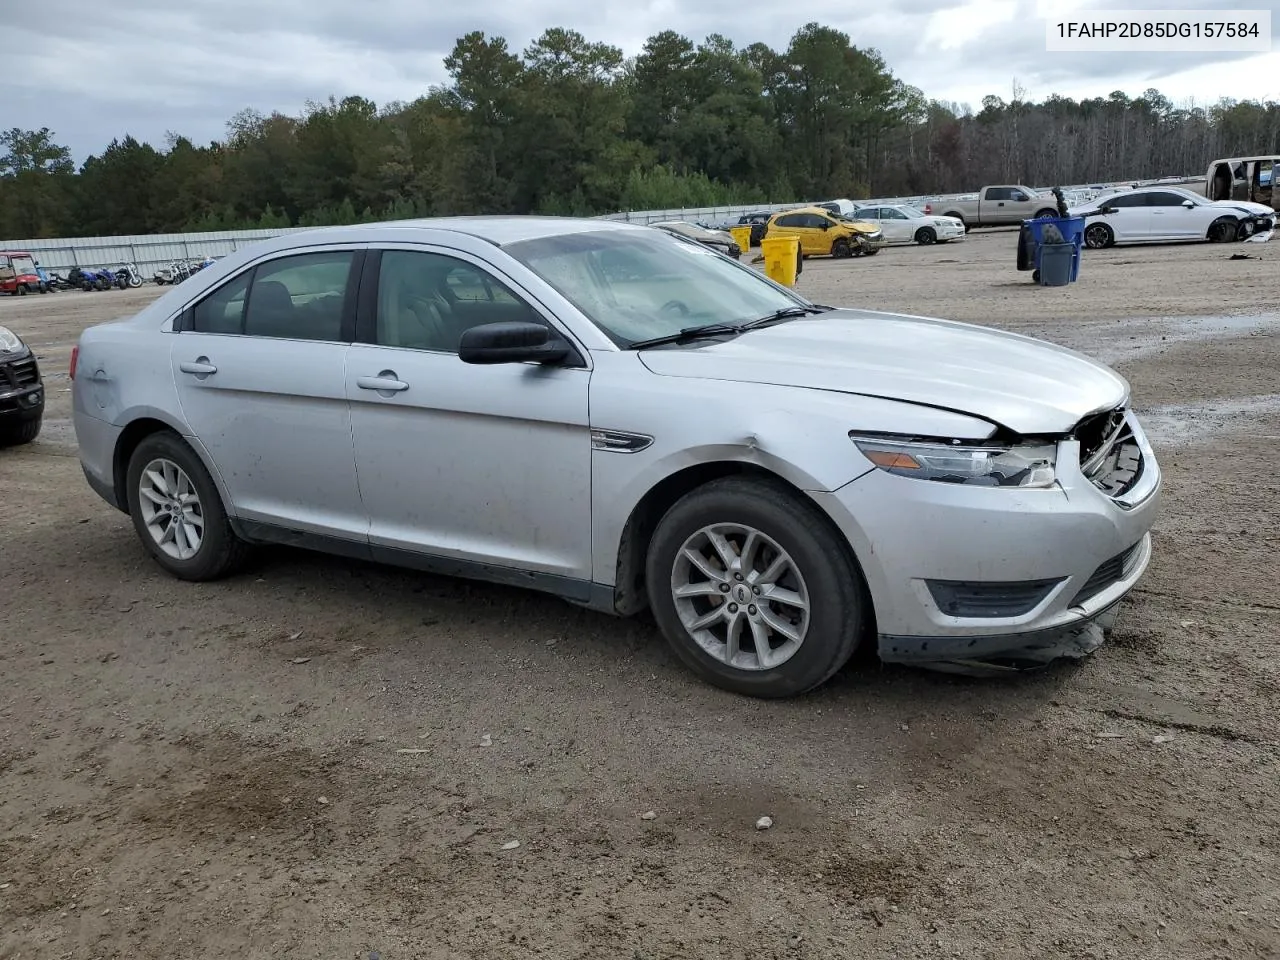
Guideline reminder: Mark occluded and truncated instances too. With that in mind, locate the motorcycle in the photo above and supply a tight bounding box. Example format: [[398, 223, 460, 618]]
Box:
[[114, 263, 143, 288], [68, 266, 116, 291], [154, 259, 196, 285]]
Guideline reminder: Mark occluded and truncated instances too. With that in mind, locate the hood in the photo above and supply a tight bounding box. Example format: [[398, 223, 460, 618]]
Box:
[[1208, 199, 1274, 217], [636, 309, 1129, 435]]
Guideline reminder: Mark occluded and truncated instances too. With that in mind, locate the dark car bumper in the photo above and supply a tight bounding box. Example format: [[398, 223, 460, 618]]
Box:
[[0, 351, 45, 422]]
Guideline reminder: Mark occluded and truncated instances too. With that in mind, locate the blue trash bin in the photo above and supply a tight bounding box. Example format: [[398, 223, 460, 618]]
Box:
[[1022, 215, 1084, 283]]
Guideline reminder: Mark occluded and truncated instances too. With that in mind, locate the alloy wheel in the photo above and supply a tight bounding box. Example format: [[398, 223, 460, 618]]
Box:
[[670, 523, 811, 671], [138, 457, 205, 560]]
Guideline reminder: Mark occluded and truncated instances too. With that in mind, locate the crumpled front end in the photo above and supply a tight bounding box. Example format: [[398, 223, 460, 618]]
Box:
[[808, 404, 1162, 676]]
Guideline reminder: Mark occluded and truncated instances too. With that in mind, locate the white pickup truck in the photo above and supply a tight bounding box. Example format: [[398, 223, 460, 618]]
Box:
[[923, 185, 1061, 229]]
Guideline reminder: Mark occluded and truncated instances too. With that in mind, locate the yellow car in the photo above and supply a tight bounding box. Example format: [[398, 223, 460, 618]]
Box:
[[764, 206, 885, 258]]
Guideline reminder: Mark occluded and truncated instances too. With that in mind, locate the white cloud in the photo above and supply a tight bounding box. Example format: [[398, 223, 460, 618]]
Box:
[[8, 0, 1274, 160]]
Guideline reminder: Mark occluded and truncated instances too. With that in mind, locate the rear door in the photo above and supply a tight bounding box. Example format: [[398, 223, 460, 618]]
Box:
[[1097, 192, 1150, 241], [170, 246, 369, 542]]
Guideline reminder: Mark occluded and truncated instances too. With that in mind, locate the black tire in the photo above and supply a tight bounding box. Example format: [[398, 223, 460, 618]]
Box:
[[915, 227, 937, 245], [16, 284, 26, 296], [1207, 216, 1238, 243], [0, 416, 41, 447], [125, 431, 251, 581], [1084, 223, 1114, 249], [831, 237, 852, 258], [644, 476, 868, 698]]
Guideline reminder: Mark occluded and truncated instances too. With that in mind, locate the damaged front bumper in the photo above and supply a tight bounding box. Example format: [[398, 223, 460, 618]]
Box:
[[878, 597, 1124, 677]]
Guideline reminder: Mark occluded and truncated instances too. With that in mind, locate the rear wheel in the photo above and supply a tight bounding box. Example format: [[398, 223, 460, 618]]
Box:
[[915, 227, 936, 245], [1084, 223, 1114, 249], [1034, 208, 1059, 220], [125, 431, 251, 581], [644, 477, 867, 698]]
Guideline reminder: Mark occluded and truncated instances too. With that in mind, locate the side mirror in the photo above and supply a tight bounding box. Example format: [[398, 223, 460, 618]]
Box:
[[1182, 199, 1195, 208], [458, 321, 569, 365], [820, 221, 830, 230]]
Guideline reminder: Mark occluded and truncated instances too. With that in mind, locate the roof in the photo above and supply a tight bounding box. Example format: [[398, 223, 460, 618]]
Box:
[[289, 215, 645, 248]]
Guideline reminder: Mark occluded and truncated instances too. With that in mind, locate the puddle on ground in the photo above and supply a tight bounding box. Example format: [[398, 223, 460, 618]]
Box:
[[1136, 394, 1280, 447], [1080, 313, 1280, 366]]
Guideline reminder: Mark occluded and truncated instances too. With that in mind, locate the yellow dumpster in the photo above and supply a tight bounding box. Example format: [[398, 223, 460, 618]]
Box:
[[760, 236, 799, 286], [729, 225, 752, 252]]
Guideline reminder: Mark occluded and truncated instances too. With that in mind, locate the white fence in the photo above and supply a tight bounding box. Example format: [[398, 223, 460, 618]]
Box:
[[1, 174, 1208, 272], [0, 227, 314, 277]]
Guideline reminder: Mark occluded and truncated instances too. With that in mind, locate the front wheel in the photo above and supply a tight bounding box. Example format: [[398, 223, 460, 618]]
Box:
[[0, 416, 41, 447], [1207, 217, 1239, 243], [644, 477, 868, 698], [831, 238, 852, 258], [1084, 223, 1114, 249], [125, 431, 251, 581], [915, 227, 936, 245]]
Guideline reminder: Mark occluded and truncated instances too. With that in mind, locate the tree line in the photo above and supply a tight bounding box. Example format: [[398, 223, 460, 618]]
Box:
[[2, 22, 1277, 239]]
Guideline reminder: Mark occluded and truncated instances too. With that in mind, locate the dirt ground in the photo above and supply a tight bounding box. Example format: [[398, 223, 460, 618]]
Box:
[[2, 229, 1279, 960]]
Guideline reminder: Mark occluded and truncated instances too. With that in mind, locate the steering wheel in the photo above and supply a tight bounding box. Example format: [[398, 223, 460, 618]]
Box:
[[660, 299, 690, 316]]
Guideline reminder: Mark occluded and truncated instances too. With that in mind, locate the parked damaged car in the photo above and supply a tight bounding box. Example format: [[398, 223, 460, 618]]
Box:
[[1069, 186, 1275, 248], [71, 216, 1160, 698], [648, 220, 741, 259]]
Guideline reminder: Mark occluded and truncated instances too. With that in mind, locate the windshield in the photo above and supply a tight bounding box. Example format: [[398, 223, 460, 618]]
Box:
[[504, 228, 807, 347], [10, 255, 36, 275]]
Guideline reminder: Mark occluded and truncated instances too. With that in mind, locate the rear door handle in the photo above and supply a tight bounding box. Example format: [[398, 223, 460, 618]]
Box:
[[180, 359, 217, 376], [357, 372, 409, 393]]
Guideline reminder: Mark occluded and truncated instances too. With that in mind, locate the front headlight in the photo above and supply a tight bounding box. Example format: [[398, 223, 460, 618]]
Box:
[[850, 434, 1057, 488], [0, 325, 25, 354]]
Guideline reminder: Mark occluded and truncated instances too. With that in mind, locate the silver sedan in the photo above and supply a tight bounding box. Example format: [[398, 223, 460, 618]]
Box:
[[71, 217, 1161, 697]]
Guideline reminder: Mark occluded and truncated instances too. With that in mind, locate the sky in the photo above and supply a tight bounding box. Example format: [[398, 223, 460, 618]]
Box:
[[9, 0, 1278, 163]]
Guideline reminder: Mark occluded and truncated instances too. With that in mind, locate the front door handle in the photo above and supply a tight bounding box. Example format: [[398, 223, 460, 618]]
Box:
[[357, 371, 409, 393], [180, 358, 217, 376]]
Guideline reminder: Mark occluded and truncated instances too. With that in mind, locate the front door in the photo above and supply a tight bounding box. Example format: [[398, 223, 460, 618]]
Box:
[[345, 246, 594, 587], [1144, 191, 1199, 240], [170, 247, 368, 541]]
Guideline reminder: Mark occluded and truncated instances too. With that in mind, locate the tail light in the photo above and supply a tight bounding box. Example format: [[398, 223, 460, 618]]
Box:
[[923, 203, 933, 214], [69, 345, 78, 380]]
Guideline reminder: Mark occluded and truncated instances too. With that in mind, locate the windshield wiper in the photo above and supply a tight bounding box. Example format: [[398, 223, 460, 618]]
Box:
[[738, 304, 829, 330], [628, 305, 829, 350], [629, 322, 753, 350]]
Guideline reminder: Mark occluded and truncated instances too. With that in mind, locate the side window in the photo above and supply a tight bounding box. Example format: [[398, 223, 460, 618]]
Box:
[[883, 208, 907, 220], [807, 214, 833, 228], [242, 251, 354, 341], [375, 250, 544, 354], [1106, 194, 1143, 209], [191, 270, 251, 334], [774, 214, 802, 228], [1011, 190, 1029, 201], [985, 187, 1010, 201]]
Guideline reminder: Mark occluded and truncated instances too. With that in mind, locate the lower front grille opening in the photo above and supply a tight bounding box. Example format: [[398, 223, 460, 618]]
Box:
[[926, 578, 1063, 618], [1070, 544, 1139, 607]]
